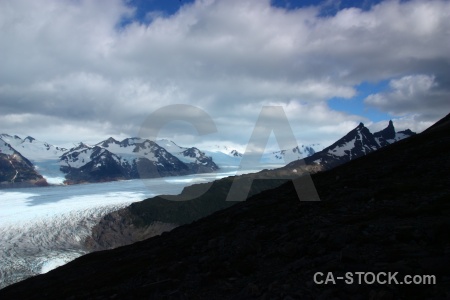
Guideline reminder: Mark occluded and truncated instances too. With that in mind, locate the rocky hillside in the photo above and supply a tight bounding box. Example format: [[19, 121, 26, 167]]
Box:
[[0, 138, 47, 187], [1, 113, 448, 299]]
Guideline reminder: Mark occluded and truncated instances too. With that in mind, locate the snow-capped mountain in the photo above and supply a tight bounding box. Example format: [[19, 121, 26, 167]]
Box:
[[60, 144, 126, 183], [0, 134, 221, 186], [0, 134, 68, 184], [0, 137, 45, 186], [260, 144, 319, 164], [286, 120, 416, 170], [207, 144, 239, 154], [58, 137, 219, 184], [229, 150, 243, 157], [0, 120, 415, 187], [373, 120, 415, 147], [155, 139, 219, 173], [0, 134, 67, 161], [203, 143, 320, 168]]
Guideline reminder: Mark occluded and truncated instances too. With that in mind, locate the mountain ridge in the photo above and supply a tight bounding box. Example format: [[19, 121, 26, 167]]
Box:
[[285, 120, 416, 170], [0, 120, 414, 187], [0, 136, 48, 187]]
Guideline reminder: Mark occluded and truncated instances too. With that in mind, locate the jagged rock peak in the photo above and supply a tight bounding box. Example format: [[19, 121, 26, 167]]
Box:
[[399, 129, 415, 135], [71, 142, 91, 151], [105, 137, 118, 143], [374, 120, 396, 140], [99, 137, 119, 147], [230, 150, 243, 157], [182, 147, 203, 158]]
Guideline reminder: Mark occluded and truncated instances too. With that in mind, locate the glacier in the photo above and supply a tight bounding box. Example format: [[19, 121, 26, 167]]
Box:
[[0, 171, 245, 289]]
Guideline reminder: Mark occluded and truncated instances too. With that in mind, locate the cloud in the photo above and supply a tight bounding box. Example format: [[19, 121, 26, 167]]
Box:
[[0, 0, 449, 149], [364, 74, 450, 121]]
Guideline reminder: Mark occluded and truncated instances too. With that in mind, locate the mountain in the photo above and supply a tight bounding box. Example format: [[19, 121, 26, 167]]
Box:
[[0, 121, 411, 186], [1, 114, 448, 299], [229, 149, 242, 157], [0, 134, 67, 184], [202, 145, 244, 169], [155, 139, 219, 173], [373, 120, 415, 146], [0, 134, 221, 185], [204, 143, 320, 169], [260, 144, 318, 164], [0, 137, 47, 187], [0, 134, 67, 161], [60, 137, 219, 184], [285, 120, 415, 170], [60, 144, 127, 183]]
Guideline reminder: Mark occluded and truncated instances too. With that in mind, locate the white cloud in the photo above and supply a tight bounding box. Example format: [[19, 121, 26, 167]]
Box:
[[365, 74, 449, 121], [0, 0, 449, 149]]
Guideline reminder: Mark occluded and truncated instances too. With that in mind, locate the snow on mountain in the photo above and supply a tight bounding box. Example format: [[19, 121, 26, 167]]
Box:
[[0, 134, 67, 161], [0, 137, 16, 156], [60, 144, 130, 183], [260, 145, 318, 165], [207, 144, 237, 154], [0, 136, 45, 185], [95, 137, 159, 165], [60, 144, 111, 169], [326, 123, 379, 160], [0, 134, 67, 185], [393, 129, 415, 142], [58, 137, 218, 184], [300, 122, 382, 169], [202, 150, 241, 169], [1, 120, 414, 186], [97, 137, 193, 167], [373, 121, 416, 146], [155, 139, 218, 172], [229, 150, 243, 157], [202, 142, 319, 169], [285, 120, 416, 171]]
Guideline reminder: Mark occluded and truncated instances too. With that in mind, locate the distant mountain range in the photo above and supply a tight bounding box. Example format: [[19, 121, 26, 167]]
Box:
[[0, 135, 221, 186], [0, 120, 414, 187], [203, 144, 319, 166]]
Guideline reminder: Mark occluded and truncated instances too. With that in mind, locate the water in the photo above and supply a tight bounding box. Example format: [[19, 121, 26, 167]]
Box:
[[0, 170, 256, 289]]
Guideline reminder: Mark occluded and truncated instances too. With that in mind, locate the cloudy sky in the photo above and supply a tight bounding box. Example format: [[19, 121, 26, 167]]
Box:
[[1, 0, 449, 151]]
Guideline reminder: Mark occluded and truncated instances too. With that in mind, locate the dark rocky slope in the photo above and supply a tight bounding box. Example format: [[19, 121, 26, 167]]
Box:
[[1, 113, 449, 299], [0, 140, 47, 188], [85, 176, 296, 250]]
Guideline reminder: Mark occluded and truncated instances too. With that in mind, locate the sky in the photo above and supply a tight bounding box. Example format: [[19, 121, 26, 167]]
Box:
[[0, 0, 449, 152]]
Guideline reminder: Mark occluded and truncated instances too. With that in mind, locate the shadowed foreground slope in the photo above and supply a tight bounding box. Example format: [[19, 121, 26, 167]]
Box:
[[1, 113, 449, 299]]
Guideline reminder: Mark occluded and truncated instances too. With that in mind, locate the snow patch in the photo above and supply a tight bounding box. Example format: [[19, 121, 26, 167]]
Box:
[[328, 139, 355, 157]]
